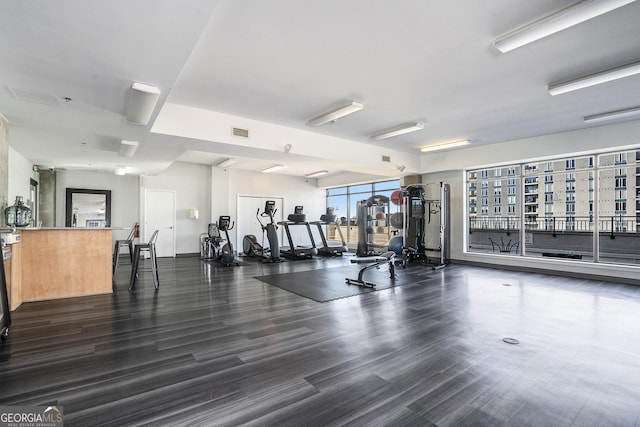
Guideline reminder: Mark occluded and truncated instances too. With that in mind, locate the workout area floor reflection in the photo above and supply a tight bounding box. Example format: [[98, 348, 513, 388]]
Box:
[[2, 254, 640, 426]]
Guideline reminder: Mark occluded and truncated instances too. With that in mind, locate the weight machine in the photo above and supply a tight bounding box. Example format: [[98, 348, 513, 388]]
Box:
[[401, 182, 449, 269], [355, 195, 390, 257]]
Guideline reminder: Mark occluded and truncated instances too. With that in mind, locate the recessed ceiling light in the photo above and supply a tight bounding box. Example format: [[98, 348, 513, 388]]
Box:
[[584, 106, 640, 123], [370, 122, 425, 141], [493, 0, 636, 53], [305, 170, 329, 178], [262, 164, 285, 173], [216, 158, 237, 168], [549, 61, 640, 95], [420, 140, 470, 152], [307, 101, 364, 126]]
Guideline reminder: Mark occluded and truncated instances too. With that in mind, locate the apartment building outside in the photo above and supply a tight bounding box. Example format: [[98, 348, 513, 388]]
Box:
[[467, 148, 640, 264]]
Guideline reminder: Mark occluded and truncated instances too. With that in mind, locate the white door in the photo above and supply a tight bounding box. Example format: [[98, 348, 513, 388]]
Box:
[[144, 189, 176, 257], [236, 196, 283, 252]]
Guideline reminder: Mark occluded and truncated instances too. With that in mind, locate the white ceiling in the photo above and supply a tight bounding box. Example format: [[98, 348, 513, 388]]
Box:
[[1, 0, 639, 181]]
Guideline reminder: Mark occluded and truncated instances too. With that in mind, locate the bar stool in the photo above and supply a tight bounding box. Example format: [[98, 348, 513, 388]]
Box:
[[113, 225, 136, 275], [129, 230, 159, 291]]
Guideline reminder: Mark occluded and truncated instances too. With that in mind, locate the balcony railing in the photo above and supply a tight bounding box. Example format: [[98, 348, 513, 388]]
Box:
[[469, 215, 639, 233]]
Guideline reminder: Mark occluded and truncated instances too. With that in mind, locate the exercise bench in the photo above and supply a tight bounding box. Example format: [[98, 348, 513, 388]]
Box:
[[345, 251, 396, 288]]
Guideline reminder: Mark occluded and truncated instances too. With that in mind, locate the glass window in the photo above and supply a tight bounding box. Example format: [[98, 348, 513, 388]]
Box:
[[327, 194, 348, 223], [615, 189, 627, 200], [349, 184, 373, 195], [467, 166, 520, 255], [467, 149, 640, 264], [327, 187, 347, 196], [374, 180, 401, 192], [326, 179, 402, 248]]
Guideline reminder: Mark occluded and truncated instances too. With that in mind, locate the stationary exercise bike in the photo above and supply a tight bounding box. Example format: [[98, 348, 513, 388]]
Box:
[[202, 216, 239, 266], [216, 216, 239, 266], [242, 200, 282, 263]]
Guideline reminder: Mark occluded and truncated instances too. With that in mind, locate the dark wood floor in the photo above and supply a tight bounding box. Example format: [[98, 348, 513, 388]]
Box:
[[2, 254, 640, 426]]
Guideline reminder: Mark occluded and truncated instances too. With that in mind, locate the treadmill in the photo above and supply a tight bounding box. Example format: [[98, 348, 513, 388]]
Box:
[[277, 206, 317, 259], [311, 207, 347, 256]]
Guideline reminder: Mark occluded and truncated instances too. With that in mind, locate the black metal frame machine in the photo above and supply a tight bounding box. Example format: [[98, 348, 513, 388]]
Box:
[[346, 251, 396, 288], [278, 206, 317, 259], [243, 200, 282, 263], [216, 216, 239, 266], [311, 207, 347, 256], [402, 182, 449, 269]]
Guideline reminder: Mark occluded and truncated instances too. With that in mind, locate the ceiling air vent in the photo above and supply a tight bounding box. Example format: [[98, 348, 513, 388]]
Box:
[[382, 155, 391, 163], [232, 127, 249, 138]]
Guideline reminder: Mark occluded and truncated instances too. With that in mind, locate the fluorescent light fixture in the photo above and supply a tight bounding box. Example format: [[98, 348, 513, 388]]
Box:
[[216, 158, 237, 167], [262, 164, 285, 173], [125, 82, 161, 125], [119, 140, 138, 157], [584, 106, 640, 123], [549, 61, 640, 95], [305, 170, 329, 178], [370, 122, 425, 141], [420, 140, 470, 152], [493, 0, 636, 53], [307, 101, 363, 126], [114, 166, 126, 176]]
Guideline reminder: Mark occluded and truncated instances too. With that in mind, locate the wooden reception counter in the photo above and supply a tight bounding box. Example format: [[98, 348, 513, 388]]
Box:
[[16, 228, 113, 304]]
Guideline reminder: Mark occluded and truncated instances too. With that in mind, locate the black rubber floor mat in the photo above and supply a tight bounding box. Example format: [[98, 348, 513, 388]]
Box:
[[255, 265, 432, 302]]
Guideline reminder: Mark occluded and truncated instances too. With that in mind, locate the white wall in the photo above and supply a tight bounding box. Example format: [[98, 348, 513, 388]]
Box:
[[56, 169, 139, 240], [8, 146, 34, 206], [421, 119, 640, 174], [420, 119, 640, 282], [142, 161, 211, 254], [214, 168, 326, 247]]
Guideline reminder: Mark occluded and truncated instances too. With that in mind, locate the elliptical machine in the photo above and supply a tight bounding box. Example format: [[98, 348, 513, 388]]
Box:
[[217, 216, 239, 266], [242, 200, 282, 263]]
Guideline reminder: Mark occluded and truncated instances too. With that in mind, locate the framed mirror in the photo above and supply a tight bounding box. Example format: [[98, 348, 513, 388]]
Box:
[[65, 188, 111, 228]]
